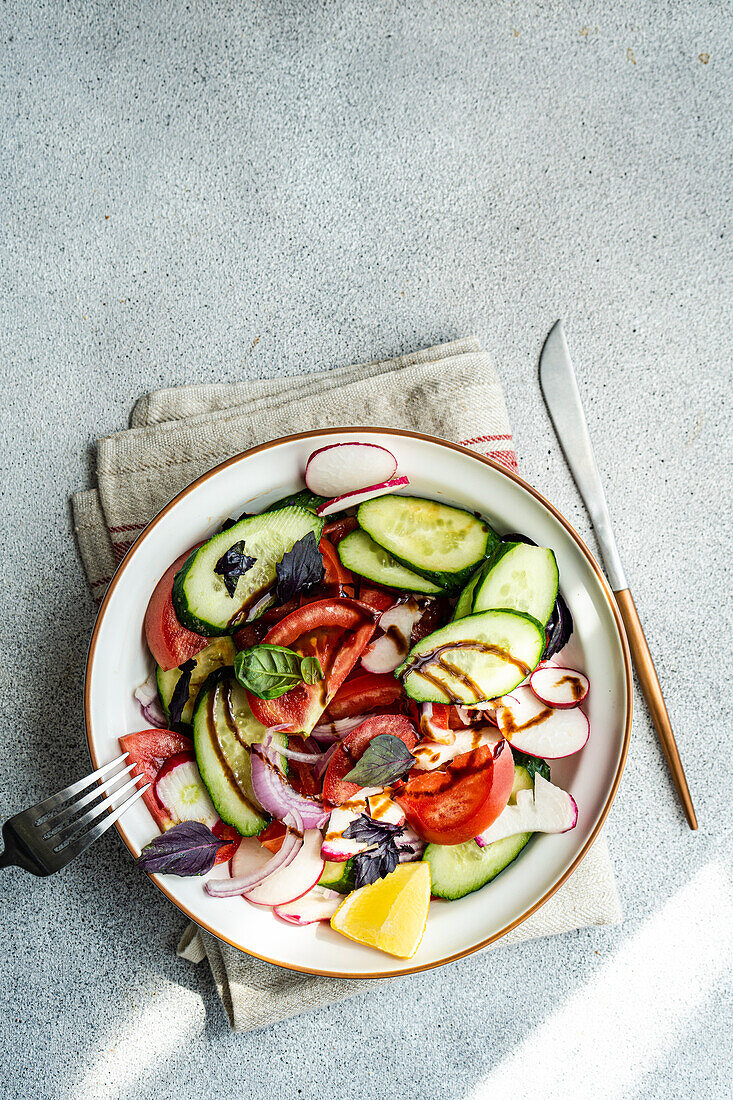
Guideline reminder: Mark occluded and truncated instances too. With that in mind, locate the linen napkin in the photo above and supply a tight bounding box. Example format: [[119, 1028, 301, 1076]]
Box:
[[72, 337, 621, 1032]]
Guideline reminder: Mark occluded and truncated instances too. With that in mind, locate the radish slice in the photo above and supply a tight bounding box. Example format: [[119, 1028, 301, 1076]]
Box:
[[419, 702, 455, 746], [496, 686, 589, 758], [315, 476, 410, 518], [530, 666, 589, 708], [305, 442, 397, 497], [206, 829, 302, 898], [243, 828, 325, 906], [475, 773, 578, 845], [361, 600, 423, 674], [412, 726, 500, 771], [321, 787, 404, 861], [154, 753, 219, 829], [274, 885, 343, 925]]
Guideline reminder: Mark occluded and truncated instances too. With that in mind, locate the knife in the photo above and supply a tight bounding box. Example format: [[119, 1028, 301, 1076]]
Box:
[[539, 320, 697, 829]]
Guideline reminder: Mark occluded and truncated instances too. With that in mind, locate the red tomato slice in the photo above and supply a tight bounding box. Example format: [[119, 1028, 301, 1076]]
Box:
[[144, 548, 211, 671], [258, 820, 287, 854], [246, 598, 378, 734], [319, 535, 357, 597], [325, 672, 405, 720], [119, 729, 194, 831], [322, 713, 418, 805], [395, 739, 515, 845], [283, 734, 322, 798], [357, 583, 398, 613]]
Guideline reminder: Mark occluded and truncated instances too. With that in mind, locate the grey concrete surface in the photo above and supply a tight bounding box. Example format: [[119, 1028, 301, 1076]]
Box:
[[1, 2, 731, 1098]]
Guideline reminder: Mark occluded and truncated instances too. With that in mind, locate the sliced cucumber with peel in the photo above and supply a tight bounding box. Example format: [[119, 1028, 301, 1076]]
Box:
[[396, 608, 546, 704], [473, 542, 558, 626], [337, 528, 443, 594], [453, 565, 486, 619], [156, 636, 237, 728], [425, 765, 534, 900], [318, 859, 356, 894], [173, 507, 323, 635], [357, 495, 499, 593], [192, 670, 287, 836]]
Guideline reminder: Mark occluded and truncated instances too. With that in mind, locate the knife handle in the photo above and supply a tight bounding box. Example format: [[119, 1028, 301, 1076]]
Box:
[[613, 588, 698, 830]]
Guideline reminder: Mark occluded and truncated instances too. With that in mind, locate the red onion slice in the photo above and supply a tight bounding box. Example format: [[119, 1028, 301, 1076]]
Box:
[[134, 672, 167, 729], [311, 715, 369, 744], [205, 828, 302, 898], [250, 744, 328, 830]]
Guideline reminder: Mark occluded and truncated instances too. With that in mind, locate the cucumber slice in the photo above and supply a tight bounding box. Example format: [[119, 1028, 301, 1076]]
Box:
[[453, 565, 487, 619], [396, 608, 545, 704], [173, 507, 323, 635], [156, 637, 237, 728], [192, 670, 287, 836], [337, 529, 443, 594], [473, 542, 559, 626], [265, 489, 327, 514], [357, 495, 500, 593], [318, 859, 356, 894], [424, 765, 533, 899]]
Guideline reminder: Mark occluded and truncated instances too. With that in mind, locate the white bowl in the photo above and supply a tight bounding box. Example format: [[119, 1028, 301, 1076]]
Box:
[[85, 428, 631, 978]]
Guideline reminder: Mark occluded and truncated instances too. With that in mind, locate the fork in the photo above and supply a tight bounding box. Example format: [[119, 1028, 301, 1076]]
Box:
[[0, 753, 150, 875]]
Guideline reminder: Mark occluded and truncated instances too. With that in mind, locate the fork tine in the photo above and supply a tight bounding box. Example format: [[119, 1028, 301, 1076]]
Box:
[[28, 753, 130, 822], [40, 762, 139, 835], [61, 782, 151, 862], [50, 774, 145, 849]]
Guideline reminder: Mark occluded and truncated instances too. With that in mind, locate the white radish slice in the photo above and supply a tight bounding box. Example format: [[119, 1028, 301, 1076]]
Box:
[[412, 725, 500, 771], [305, 442, 397, 497], [320, 787, 403, 861], [235, 829, 325, 906], [496, 686, 589, 758], [361, 600, 422, 673], [154, 757, 219, 829], [530, 666, 589, 708], [315, 476, 410, 517], [274, 885, 343, 925], [418, 702, 455, 745], [475, 773, 578, 846]]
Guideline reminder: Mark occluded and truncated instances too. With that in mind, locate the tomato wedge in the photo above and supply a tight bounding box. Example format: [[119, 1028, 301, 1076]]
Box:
[[118, 730, 237, 863], [319, 534, 356, 596], [246, 598, 378, 734], [322, 516, 359, 543], [258, 820, 287, 854], [144, 547, 211, 671], [395, 739, 515, 845], [323, 713, 418, 805], [357, 583, 397, 613], [325, 672, 405, 720]]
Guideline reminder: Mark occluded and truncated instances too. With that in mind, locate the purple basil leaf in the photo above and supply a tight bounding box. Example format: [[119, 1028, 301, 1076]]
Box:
[[136, 821, 227, 876], [351, 836, 401, 888], [543, 593, 574, 659], [275, 532, 325, 604], [168, 658, 196, 727], [214, 540, 257, 597], [343, 813, 404, 846], [343, 734, 415, 787]]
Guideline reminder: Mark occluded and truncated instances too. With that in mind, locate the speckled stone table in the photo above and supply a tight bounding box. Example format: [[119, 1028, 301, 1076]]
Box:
[[1, 3, 731, 1098]]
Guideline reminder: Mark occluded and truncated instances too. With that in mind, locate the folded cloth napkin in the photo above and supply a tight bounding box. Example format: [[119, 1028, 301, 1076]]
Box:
[[72, 337, 621, 1032]]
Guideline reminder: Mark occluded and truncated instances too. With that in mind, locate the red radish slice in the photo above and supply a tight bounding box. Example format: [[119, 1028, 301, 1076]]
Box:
[[305, 442, 397, 497], [361, 600, 423, 674], [475, 773, 578, 846], [496, 686, 589, 758], [243, 828, 325, 906], [206, 830, 302, 898], [530, 666, 589, 708], [154, 752, 219, 829], [315, 476, 410, 517], [274, 885, 343, 925]]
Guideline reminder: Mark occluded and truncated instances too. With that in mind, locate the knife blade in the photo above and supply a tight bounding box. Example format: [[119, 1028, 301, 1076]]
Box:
[[539, 320, 697, 829]]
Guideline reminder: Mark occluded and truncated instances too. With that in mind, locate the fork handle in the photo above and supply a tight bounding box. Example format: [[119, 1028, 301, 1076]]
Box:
[[614, 588, 698, 830]]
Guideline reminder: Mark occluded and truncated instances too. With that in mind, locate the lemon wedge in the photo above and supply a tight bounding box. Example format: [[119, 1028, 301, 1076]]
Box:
[[330, 863, 431, 958]]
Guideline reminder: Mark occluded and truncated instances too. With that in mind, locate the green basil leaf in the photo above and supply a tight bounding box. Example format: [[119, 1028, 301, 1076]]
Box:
[[343, 734, 416, 787], [234, 644, 309, 699], [300, 655, 324, 685]]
